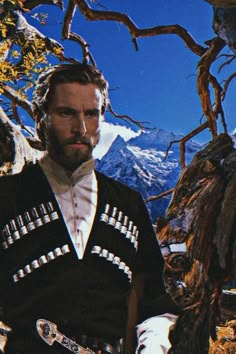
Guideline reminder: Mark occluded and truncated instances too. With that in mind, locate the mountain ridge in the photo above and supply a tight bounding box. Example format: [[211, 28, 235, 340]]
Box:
[[96, 128, 203, 222]]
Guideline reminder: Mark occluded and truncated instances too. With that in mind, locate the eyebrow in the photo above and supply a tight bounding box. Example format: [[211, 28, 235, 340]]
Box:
[[84, 108, 100, 114], [55, 106, 77, 112], [54, 107, 101, 114]]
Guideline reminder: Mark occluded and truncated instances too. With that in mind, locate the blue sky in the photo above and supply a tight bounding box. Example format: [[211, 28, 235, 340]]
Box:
[[26, 0, 236, 143]]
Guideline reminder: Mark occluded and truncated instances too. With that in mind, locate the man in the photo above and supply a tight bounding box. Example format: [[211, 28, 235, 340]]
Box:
[[0, 63, 178, 354]]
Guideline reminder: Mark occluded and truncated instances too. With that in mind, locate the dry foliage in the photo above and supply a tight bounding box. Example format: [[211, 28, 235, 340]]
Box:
[[210, 318, 236, 354]]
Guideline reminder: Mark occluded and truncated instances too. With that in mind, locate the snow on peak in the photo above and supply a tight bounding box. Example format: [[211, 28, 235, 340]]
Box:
[[96, 126, 203, 222]]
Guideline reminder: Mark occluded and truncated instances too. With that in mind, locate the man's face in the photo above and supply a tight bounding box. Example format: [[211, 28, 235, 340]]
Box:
[[44, 82, 104, 172]]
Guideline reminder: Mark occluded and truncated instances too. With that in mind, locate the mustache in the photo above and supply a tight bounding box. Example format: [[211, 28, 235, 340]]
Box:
[[63, 136, 92, 147]]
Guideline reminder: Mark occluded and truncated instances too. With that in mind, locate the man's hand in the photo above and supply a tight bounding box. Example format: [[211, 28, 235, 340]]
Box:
[[136, 314, 177, 354]]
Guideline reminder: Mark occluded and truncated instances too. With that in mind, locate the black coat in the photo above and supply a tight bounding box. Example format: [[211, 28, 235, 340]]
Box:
[[0, 163, 175, 353]]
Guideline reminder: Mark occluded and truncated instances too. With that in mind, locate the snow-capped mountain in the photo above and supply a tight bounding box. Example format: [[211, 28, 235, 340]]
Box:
[[96, 128, 203, 222]]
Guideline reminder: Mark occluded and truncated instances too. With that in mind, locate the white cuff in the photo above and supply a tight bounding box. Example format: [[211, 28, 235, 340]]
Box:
[[135, 313, 178, 354]]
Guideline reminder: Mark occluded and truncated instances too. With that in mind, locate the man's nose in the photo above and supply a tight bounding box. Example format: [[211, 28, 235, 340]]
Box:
[[71, 115, 87, 136]]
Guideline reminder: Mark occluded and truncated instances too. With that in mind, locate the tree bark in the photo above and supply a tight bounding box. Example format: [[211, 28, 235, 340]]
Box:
[[156, 133, 236, 353]]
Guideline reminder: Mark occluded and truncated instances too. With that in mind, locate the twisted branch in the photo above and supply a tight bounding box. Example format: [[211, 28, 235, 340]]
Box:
[[197, 37, 226, 137], [165, 122, 209, 169], [1, 85, 33, 118], [209, 73, 228, 133], [222, 72, 236, 100], [107, 103, 147, 130], [67, 32, 96, 65], [62, 0, 76, 39], [73, 0, 206, 55], [144, 188, 174, 203]]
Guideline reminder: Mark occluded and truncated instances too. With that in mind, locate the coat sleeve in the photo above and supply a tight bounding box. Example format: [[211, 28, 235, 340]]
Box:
[[133, 193, 179, 322], [125, 193, 179, 353]]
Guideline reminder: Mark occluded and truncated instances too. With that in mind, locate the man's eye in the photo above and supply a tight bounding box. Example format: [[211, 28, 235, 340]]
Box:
[[59, 109, 76, 117], [85, 110, 99, 118]]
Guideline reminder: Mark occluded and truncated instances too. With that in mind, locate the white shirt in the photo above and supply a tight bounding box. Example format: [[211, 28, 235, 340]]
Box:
[[39, 154, 97, 259]]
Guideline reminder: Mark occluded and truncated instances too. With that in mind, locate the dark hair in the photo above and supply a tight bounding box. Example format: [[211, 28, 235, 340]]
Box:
[[33, 63, 109, 123]]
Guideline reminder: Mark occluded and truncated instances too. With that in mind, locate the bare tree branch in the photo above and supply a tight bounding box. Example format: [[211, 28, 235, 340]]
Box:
[[144, 188, 174, 203], [209, 73, 228, 133], [217, 54, 236, 73], [22, 0, 63, 11], [107, 103, 148, 130], [197, 37, 226, 137], [62, 0, 76, 39], [73, 0, 207, 56], [222, 72, 236, 100], [165, 122, 209, 169], [67, 32, 96, 65], [1, 85, 33, 118]]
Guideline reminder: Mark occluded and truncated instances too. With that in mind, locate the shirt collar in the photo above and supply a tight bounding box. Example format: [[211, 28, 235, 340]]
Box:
[[39, 153, 95, 189]]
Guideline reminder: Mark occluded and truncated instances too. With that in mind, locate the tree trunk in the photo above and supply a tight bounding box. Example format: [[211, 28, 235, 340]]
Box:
[[156, 133, 236, 354]]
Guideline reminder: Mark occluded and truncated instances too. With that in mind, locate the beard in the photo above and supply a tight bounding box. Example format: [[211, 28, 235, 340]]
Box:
[[45, 128, 100, 172]]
